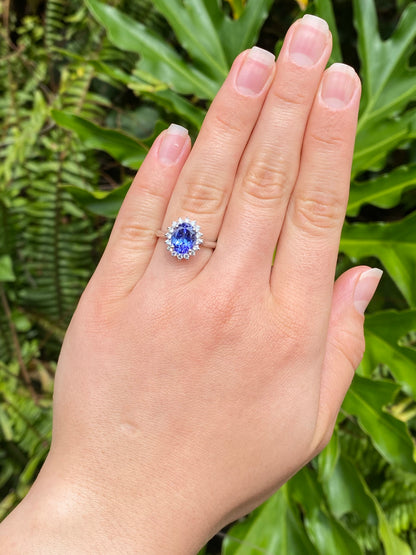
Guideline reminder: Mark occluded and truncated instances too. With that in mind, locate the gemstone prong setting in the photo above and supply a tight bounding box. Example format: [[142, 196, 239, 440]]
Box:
[[164, 217, 204, 260]]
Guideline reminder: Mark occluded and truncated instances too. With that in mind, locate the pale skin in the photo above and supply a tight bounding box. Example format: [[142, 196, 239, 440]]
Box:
[[0, 15, 382, 554]]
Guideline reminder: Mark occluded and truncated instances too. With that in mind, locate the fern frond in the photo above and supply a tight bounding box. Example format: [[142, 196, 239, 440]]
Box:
[[44, 0, 67, 53]]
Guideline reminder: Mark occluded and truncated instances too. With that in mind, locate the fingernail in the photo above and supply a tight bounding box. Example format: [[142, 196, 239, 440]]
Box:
[[235, 46, 275, 96], [321, 63, 358, 109], [289, 14, 329, 67], [158, 124, 188, 166], [354, 268, 383, 315]]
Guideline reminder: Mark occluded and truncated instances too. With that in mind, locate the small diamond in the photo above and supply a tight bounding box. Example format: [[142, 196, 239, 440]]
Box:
[[164, 218, 203, 260]]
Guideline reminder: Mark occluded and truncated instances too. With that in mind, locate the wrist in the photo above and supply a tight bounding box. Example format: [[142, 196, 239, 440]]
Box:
[[0, 452, 212, 554]]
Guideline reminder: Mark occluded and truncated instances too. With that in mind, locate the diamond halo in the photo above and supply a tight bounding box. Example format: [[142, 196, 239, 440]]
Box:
[[165, 218, 203, 260]]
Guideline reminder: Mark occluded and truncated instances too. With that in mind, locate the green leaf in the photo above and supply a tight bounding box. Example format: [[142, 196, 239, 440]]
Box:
[[222, 485, 318, 554], [318, 429, 340, 482], [225, 0, 246, 20], [52, 110, 148, 169], [325, 455, 411, 555], [150, 0, 228, 80], [353, 109, 416, 176], [65, 183, 129, 219], [342, 375, 416, 473], [352, 0, 416, 175], [312, 0, 343, 63], [340, 213, 416, 307], [325, 455, 377, 523], [347, 164, 416, 216], [0, 255, 15, 282], [85, 0, 219, 99], [354, 0, 416, 127], [377, 500, 413, 555], [216, 0, 275, 64], [142, 89, 206, 129], [362, 310, 416, 398], [289, 468, 364, 554]]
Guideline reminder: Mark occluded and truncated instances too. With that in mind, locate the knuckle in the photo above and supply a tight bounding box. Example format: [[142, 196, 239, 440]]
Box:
[[181, 178, 226, 215], [211, 110, 242, 135], [271, 83, 309, 107], [292, 189, 345, 235], [75, 285, 119, 336], [196, 286, 246, 344], [309, 130, 346, 150], [117, 220, 156, 252], [271, 309, 310, 356], [241, 158, 290, 206], [331, 326, 365, 372]]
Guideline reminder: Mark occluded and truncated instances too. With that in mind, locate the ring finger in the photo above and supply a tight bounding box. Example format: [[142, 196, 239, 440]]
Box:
[[148, 46, 276, 280]]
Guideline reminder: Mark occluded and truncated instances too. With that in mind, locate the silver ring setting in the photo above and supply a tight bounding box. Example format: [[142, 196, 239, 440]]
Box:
[[164, 218, 203, 260]]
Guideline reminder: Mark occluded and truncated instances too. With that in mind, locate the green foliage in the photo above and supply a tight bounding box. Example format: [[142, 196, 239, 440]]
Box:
[[1, 0, 416, 553]]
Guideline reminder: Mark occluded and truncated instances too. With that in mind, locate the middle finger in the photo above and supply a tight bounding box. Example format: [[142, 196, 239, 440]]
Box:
[[210, 15, 332, 282]]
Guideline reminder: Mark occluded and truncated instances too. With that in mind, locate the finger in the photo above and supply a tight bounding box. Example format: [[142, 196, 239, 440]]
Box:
[[149, 46, 276, 278], [271, 64, 361, 329], [312, 267, 382, 450], [92, 125, 191, 299], [209, 15, 332, 282]]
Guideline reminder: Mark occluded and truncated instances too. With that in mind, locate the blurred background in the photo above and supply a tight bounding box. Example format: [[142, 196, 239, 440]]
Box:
[[1, 0, 416, 553]]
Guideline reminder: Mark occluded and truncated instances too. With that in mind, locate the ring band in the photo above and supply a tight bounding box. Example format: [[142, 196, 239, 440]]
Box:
[[156, 218, 216, 260]]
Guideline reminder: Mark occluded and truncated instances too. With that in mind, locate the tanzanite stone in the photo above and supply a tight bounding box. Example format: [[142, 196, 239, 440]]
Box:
[[171, 222, 197, 255], [165, 218, 203, 259]]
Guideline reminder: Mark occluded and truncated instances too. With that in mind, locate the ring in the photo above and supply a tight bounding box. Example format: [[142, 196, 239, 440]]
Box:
[[156, 218, 216, 260]]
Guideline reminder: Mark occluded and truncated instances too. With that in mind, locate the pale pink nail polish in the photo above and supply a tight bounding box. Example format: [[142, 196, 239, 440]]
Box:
[[289, 14, 329, 67], [321, 63, 358, 109], [235, 46, 275, 96], [354, 268, 383, 315], [158, 124, 188, 166]]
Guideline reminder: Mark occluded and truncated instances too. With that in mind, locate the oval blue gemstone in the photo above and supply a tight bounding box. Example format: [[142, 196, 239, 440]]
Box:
[[171, 222, 196, 255]]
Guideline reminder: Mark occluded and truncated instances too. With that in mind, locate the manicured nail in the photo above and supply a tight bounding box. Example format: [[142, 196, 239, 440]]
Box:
[[321, 63, 357, 109], [289, 14, 329, 67], [235, 46, 275, 96], [354, 268, 383, 315], [158, 124, 188, 166]]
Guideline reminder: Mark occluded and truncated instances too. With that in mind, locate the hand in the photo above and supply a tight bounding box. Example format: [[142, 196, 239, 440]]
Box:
[[0, 14, 381, 554]]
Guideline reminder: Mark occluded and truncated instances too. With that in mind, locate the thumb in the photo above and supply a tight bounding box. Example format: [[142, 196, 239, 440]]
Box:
[[313, 266, 383, 451]]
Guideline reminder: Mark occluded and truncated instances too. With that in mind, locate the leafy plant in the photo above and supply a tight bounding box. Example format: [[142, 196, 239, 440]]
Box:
[[1, 0, 416, 553]]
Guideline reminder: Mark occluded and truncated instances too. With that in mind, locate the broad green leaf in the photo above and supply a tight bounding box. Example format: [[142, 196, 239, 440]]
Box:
[[65, 183, 129, 219], [89, 61, 206, 128], [52, 110, 148, 169], [377, 500, 413, 555], [340, 212, 416, 307], [289, 468, 363, 554], [325, 455, 377, 523], [352, 0, 416, 175], [348, 164, 416, 216], [362, 310, 416, 398], [342, 375, 416, 473], [317, 429, 340, 482], [312, 0, 342, 63], [151, 0, 228, 80], [225, 0, 246, 19], [353, 109, 416, 176], [142, 89, 206, 129], [222, 485, 318, 555], [354, 0, 416, 127], [0, 255, 15, 282], [325, 456, 411, 555], [217, 0, 275, 63], [85, 0, 219, 99]]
